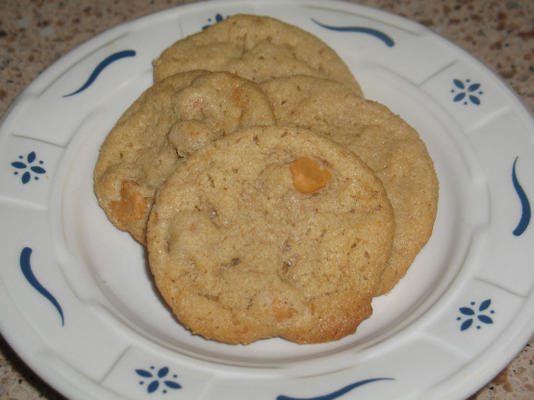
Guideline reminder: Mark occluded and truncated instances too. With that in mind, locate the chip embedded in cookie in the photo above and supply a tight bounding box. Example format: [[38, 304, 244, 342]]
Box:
[[147, 126, 395, 344], [261, 76, 439, 295], [94, 71, 275, 244], [153, 14, 363, 96]]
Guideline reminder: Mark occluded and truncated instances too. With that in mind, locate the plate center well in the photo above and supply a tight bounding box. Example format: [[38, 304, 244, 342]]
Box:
[[49, 69, 485, 368]]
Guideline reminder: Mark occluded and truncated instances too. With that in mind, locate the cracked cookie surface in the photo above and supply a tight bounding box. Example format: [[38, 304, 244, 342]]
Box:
[[94, 71, 275, 243], [147, 126, 394, 344], [261, 76, 439, 295], [153, 14, 362, 96]]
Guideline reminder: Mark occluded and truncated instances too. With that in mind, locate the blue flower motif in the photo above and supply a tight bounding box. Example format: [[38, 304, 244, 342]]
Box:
[[11, 152, 46, 184], [202, 13, 226, 30], [451, 78, 483, 106], [135, 366, 181, 394], [457, 299, 495, 331]]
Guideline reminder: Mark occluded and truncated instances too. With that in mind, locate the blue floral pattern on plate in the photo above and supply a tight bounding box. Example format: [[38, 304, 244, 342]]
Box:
[[457, 299, 494, 331], [202, 13, 227, 30], [451, 79, 483, 106], [11, 152, 46, 184], [135, 366, 182, 394]]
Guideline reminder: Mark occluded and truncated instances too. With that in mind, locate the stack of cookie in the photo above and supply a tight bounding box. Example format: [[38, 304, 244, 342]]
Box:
[[94, 15, 438, 344]]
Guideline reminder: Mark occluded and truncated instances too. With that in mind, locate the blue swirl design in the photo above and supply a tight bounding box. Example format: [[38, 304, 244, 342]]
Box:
[[19, 247, 65, 326], [512, 156, 530, 236], [277, 378, 394, 400], [63, 49, 136, 97], [311, 19, 394, 47]]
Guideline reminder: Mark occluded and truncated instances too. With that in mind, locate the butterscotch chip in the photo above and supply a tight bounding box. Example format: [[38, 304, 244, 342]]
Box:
[[147, 126, 395, 344], [290, 157, 332, 194], [109, 180, 147, 225], [152, 14, 362, 96], [261, 76, 439, 295], [94, 71, 275, 243]]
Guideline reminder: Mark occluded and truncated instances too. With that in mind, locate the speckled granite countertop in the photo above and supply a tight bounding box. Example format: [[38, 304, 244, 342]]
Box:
[[0, 0, 533, 399]]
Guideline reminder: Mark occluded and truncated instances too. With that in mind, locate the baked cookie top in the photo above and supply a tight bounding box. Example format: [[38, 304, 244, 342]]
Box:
[[261, 76, 439, 295], [94, 71, 275, 244], [147, 126, 395, 344], [152, 14, 362, 96]]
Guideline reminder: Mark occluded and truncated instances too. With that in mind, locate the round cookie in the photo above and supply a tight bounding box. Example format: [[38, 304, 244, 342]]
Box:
[[260, 76, 439, 295], [152, 14, 363, 96], [147, 126, 395, 344], [94, 71, 275, 244]]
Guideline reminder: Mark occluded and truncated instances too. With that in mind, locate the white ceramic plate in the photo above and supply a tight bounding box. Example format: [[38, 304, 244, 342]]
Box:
[[1, 0, 534, 399]]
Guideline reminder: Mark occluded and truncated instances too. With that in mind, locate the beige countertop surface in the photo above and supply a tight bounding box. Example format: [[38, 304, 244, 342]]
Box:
[[1, 0, 533, 399]]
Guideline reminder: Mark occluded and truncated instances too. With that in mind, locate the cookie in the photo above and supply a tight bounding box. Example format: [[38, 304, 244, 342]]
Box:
[[152, 14, 363, 96], [260, 76, 439, 295], [94, 71, 275, 244], [146, 126, 395, 344]]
